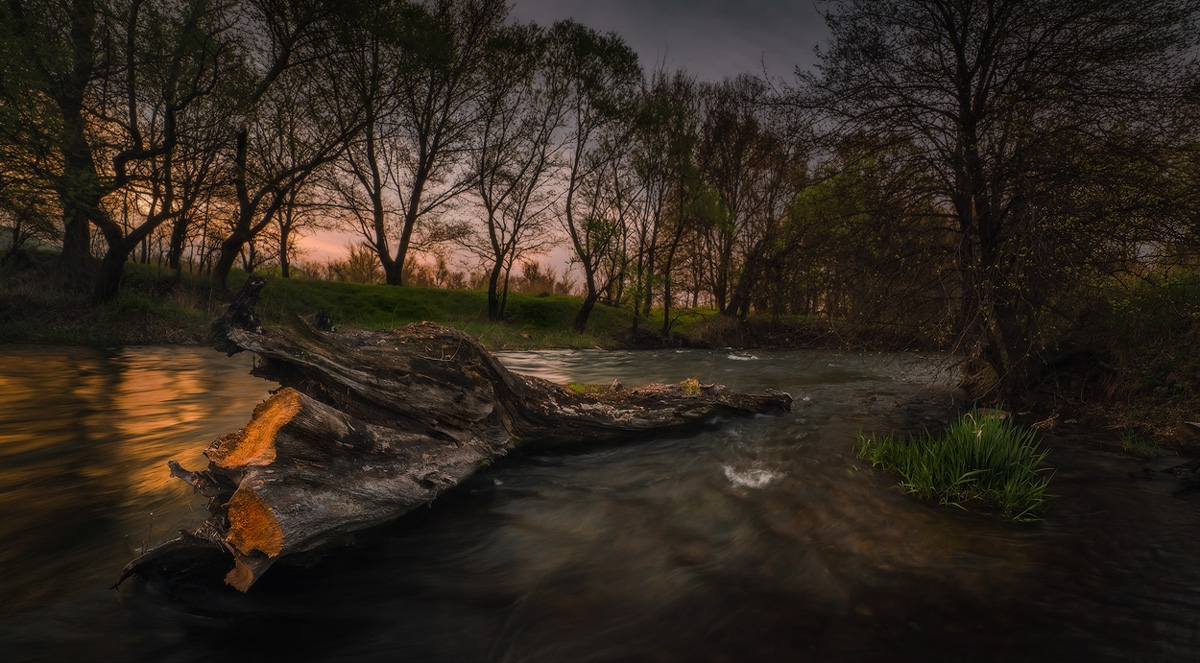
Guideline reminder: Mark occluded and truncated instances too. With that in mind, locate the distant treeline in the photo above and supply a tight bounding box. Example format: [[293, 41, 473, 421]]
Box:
[[3, 0, 1200, 397]]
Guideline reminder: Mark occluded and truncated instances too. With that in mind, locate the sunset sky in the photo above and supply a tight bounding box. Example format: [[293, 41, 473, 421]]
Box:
[[301, 1, 831, 265]]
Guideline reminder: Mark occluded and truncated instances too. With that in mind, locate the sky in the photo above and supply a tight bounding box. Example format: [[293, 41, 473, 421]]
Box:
[[508, 0, 830, 82], [301, 1, 832, 265]]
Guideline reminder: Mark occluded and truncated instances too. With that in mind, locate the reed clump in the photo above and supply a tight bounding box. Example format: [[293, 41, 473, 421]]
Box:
[[857, 410, 1053, 521]]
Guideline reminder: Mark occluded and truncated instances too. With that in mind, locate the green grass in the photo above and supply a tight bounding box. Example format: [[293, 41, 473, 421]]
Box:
[[1119, 427, 1170, 460], [0, 257, 999, 354], [243, 273, 636, 350], [857, 410, 1053, 521], [0, 260, 213, 345], [0, 258, 642, 349]]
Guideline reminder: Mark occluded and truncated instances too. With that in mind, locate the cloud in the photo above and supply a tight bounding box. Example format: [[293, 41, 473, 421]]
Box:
[[299, 229, 358, 263]]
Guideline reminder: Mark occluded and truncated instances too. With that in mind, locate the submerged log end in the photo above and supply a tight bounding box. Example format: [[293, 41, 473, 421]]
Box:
[[116, 526, 232, 590], [225, 553, 275, 592]]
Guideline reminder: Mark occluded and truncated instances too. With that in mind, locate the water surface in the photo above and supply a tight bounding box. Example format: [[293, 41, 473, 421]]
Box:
[[1, 346, 1197, 661]]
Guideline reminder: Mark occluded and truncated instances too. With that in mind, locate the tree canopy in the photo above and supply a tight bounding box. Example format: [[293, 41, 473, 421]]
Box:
[[3, 0, 1200, 398]]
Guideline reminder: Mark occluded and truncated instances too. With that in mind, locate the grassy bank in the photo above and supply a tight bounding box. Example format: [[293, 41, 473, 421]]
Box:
[[857, 410, 1053, 521], [4, 256, 1200, 451], [249, 271, 641, 350], [1, 258, 740, 349], [0, 257, 909, 351], [0, 260, 214, 345]]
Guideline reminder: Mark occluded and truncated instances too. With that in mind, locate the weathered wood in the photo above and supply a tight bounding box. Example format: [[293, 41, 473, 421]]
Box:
[[207, 274, 266, 355], [121, 281, 791, 591]]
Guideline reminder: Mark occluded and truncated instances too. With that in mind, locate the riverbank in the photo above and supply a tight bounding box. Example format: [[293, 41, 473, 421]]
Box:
[[0, 260, 629, 349], [0, 259, 938, 353], [3, 258, 1199, 453]]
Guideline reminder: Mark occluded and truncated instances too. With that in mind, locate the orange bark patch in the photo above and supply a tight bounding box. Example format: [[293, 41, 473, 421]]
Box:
[[206, 388, 302, 469], [224, 487, 285, 558]]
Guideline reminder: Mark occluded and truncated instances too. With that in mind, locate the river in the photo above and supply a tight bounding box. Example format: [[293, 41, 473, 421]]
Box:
[[1, 345, 1197, 661]]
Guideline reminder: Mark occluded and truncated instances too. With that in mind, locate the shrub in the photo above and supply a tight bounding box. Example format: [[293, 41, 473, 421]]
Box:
[[857, 410, 1053, 521]]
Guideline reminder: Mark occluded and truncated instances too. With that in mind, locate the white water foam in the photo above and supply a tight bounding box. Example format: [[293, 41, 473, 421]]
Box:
[[722, 465, 783, 489]]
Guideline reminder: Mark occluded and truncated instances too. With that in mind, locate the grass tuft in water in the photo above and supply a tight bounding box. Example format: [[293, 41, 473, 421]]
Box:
[[857, 410, 1053, 521], [1119, 427, 1170, 459]]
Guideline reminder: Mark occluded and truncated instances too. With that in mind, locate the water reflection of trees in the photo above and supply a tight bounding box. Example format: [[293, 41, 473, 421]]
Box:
[[0, 347, 270, 613]]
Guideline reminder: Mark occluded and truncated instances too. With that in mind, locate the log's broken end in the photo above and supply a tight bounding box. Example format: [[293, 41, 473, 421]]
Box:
[[206, 388, 302, 469], [225, 486, 284, 558], [204, 387, 299, 591]]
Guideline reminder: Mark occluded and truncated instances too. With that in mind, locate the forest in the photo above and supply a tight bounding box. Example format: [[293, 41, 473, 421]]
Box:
[[3, 0, 1200, 410]]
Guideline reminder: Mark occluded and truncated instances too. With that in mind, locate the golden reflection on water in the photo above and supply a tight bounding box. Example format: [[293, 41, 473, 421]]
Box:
[[0, 346, 273, 613], [114, 359, 214, 496]]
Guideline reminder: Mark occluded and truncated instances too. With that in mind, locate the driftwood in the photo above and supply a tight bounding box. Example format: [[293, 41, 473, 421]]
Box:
[[121, 276, 792, 591]]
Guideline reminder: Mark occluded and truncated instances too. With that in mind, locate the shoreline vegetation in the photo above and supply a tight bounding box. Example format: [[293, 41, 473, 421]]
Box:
[[3, 254, 1200, 459], [857, 410, 1053, 521], [0, 256, 942, 352]]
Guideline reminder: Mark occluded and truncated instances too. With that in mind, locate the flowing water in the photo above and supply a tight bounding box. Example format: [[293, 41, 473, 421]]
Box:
[[1, 345, 1198, 662]]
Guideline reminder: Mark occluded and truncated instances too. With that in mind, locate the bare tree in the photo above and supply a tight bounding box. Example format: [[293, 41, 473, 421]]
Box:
[[333, 0, 417, 286], [806, 0, 1200, 394], [338, 0, 509, 286], [550, 19, 642, 332], [209, 0, 366, 294], [624, 67, 697, 333], [694, 75, 809, 319], [461, 22, 570, 319]]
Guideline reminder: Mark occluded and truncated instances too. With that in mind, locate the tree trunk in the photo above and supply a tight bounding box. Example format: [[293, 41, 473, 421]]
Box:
[[50, 0, 100, 292], [211, 232, 248, 294], [56, 207, 95, 291], [573, 290, 598, 333], [487, 259, 503, 321], [279, 223, 291, 279], [382, 257, 402, 286], [121, 276, 791, 592], [167, 215, 188, 275], [573, 267, 599, 332], [92, 243, 131, 303], [660, 220, 686, 337]]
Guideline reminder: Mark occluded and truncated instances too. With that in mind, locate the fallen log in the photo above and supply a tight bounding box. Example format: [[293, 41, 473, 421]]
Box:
[[121, 276, 791, 591]]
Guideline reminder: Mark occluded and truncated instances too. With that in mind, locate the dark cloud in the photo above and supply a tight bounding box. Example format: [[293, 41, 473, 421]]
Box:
[[507, 0, 829, 81]]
